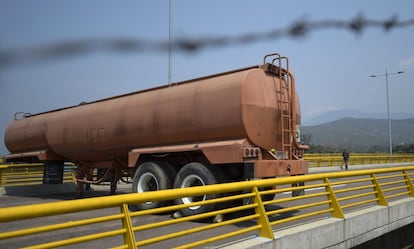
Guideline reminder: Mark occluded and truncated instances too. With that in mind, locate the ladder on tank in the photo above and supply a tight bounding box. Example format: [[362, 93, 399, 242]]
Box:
[[264, 54, 294, 160]]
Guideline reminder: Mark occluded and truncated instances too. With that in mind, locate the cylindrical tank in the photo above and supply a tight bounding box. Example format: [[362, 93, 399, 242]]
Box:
[[5, 65, 301, 162]]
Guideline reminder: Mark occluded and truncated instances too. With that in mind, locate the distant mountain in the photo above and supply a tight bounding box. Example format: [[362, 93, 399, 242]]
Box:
[[302, 118, 414, 151], [303, 109, 414, 126]]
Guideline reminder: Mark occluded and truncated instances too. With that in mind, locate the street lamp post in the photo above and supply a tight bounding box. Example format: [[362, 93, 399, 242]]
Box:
[[370, 70, 404, 159], [168, 0, 173, 87]]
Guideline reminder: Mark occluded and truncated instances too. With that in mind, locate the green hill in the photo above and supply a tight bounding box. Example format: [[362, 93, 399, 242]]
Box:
[[302, 118, 414, 152]]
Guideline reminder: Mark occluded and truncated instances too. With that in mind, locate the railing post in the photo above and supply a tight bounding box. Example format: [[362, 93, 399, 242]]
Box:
[[252, 186, 275, 239], [71, 167, 77, 183], [403, 170, 414, 197], [121, 203, 137, 248], [324, 178, 344, 219], [371, 173, 388, 206], [25, 166, 30, 185], [0, 167, 3, 187]]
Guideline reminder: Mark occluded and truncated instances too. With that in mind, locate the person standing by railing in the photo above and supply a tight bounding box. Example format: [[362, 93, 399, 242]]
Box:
[[342, 150, 350, 170]]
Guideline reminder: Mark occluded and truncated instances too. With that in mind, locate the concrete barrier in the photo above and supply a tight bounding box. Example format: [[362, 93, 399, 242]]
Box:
[[222, 198, 414, 249], [0, 183, 77, 196]]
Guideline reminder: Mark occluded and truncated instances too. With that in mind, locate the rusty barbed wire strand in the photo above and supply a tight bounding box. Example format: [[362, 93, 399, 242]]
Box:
[[0, 14, 414, 68]]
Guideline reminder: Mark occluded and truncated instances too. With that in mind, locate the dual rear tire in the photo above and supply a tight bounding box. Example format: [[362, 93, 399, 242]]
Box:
[[131, 161, 221, 216], [131, 161, 176, 210], [173, 162, 222, 216]]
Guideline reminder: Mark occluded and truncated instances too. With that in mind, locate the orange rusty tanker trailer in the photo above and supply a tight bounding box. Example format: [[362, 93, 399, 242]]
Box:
[[4, 53, 308, 215]]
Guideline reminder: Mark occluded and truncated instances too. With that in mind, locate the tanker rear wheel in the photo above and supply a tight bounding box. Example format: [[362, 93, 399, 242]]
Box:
[[131, 161, 176, 210], [173, 162, 222, 217], [242, 187, 275, 206]]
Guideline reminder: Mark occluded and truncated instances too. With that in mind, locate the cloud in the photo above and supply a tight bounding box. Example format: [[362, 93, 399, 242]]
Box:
[[399, 54, 414, 67]]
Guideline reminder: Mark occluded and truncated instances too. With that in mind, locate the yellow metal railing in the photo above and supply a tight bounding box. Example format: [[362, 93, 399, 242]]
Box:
[[305, 153, 414, 167], [0, 166, 414, 248], [1, 153, 412, 187], [0, 163, 76, 187]]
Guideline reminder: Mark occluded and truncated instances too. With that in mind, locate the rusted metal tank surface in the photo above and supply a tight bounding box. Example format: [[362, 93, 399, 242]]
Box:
[[4, 65, 300, 163]]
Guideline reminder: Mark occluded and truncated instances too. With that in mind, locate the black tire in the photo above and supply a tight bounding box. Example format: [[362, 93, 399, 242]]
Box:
[[174, 162, 222, 217], [131, 161, 176, 210], [241, 187, 275, 206], [261, 187, 276, 201]]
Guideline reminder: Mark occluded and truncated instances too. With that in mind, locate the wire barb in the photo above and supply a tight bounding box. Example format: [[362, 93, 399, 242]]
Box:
[[0, 14, 413, 68]]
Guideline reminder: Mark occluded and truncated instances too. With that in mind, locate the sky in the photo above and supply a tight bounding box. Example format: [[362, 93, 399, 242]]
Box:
[[0, 0, 414, 155]]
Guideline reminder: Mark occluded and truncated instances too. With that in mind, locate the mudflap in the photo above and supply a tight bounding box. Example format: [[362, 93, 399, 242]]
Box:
[[43, 161, 64, 184], [292, 181, 305, 197]]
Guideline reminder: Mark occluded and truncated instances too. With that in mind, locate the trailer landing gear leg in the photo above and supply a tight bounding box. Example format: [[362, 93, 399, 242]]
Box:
[[76, 181, 84, 198], [110, 181, 117, 195], [75, 166, 91, 198]]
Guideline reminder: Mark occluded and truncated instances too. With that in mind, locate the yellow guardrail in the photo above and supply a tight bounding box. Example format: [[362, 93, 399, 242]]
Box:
[[1, 153, 412, 187], [305, 153, 414, 167], [0, 163, 76, 187], [1, 166, 414, 248]]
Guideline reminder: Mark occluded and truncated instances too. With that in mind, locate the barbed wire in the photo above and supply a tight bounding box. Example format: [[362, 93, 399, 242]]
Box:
[[0, 14, 413, 68]]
